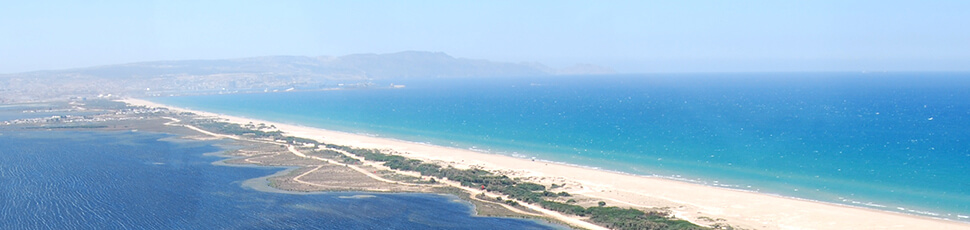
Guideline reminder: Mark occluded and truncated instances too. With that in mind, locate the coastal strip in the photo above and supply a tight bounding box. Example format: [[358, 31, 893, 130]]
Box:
[[158, 109, 608, 229], [121, 98, 970, 230]]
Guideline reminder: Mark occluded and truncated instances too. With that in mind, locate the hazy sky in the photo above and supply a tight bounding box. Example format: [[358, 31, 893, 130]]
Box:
[[2, 1, 968, 73]]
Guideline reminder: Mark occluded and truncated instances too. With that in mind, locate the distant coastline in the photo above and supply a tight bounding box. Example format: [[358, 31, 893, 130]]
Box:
[[0, 51, 615, 103]]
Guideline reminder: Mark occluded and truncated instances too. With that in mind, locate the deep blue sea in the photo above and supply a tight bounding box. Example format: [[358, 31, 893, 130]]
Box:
[[0, 129, 565, 229], [153, 73, 970, 221]]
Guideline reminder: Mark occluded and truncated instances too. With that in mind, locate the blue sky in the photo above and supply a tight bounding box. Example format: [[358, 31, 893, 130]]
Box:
[[2, 1, 968, 73]]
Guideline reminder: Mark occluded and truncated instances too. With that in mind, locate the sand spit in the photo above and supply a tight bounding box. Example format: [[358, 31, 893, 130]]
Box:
[[122, 98, 970, 230]]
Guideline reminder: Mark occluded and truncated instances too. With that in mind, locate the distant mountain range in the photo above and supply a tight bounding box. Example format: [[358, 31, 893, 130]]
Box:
[[0, 51, 614, 103]]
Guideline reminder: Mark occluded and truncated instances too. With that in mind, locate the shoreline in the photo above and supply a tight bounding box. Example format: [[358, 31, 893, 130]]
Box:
[[122, 98, 970, 230], [300, 128, 958, 220]]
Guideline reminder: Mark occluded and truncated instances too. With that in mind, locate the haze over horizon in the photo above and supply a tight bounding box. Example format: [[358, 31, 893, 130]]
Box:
[[3, 1, 968, 74]]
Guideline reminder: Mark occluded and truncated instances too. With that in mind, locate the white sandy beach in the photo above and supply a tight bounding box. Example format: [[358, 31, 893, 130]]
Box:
[[122, 98, 970, 230]]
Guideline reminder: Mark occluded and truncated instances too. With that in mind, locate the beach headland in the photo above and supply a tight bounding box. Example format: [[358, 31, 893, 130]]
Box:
[[120, 98, 970, 230]]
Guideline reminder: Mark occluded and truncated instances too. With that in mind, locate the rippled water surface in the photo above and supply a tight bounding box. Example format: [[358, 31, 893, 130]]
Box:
[[156, 73, 970, 220], [0, 130, 562, 229]]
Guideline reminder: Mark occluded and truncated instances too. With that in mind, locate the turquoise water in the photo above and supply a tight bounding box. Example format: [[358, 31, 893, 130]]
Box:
[[0, 129, 565, 229], [154, 73, 970, 221]]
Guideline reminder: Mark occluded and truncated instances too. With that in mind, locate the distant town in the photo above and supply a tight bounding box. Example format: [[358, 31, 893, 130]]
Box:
[[0, 51, 613, 103]]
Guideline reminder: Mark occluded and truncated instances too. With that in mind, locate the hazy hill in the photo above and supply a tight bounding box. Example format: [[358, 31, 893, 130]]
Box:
[[0, 51, 613, 103]]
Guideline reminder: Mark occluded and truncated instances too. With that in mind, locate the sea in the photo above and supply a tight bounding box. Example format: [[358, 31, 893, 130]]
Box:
[[0, 107, 565, 229], [153, 72, 970, 221]]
